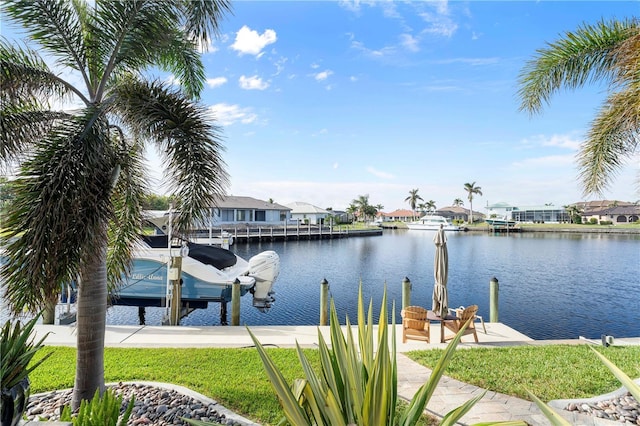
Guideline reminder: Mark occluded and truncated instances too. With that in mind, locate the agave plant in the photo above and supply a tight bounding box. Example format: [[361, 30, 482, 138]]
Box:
[[242, 285, 526, 426], [60, 388, 135, 426], [529, 346, 640, 426], [0, 315, 51, 426]]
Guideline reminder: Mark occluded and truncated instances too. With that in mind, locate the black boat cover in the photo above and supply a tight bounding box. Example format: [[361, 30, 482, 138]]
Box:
[[140, 235, 237, 270], [187, 242, 237, 270]]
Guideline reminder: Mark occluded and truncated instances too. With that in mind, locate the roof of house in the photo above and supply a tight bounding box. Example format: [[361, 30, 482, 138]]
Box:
[[583, 205, 640, 215], [437, 206, 484, 216], [383, 209, 415, 217], [216, 195, 290, 211], [285, 201, 329, 214], [571, 200, 636, 212]]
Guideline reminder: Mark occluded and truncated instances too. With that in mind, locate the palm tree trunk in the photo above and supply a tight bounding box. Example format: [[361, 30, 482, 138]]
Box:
[[71, 237, 107, 409], [42, 293, 58, 324]]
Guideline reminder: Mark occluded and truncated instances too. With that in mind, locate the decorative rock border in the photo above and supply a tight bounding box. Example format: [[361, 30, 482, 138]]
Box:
[[23, 381, 260, 426], [549, 379, 640, 425]]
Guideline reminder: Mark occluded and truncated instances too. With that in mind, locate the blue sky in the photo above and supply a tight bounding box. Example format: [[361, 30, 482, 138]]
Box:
[[5, 1, 640, 212]]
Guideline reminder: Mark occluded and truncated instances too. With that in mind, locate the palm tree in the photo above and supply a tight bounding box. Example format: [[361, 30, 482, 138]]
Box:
[[453, 198, 464, 207], [425, 200, 436, 214], [463, 182, 483, 224], [351, 194, 371, 222], [346, 203, 358, 224], [518, 18, 640, 196], [563, 204, 583, 224], [1, 0, 231, 408], [405, 188, 423, 220]]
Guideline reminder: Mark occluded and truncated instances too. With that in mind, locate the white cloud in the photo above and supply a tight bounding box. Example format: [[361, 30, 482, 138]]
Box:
[[314, 70, 333, 81], [231, 25, 277, 56], [333, 162, 339, 169], [239, 75, 269, 90], [310, 63, 320, 69], [312, 128, 329, 137], [350, 76, 358, 82], [351, 40, 397, 58], [206, 77, 228, 88], [399, 34, 420, 52], [520, 133, 582, 151], [272, 56, 288, 76], [208, 103, 257, 126], [166, 75, 181, 87], [418, 2, 459, 38], [367, 167, 395, 179]]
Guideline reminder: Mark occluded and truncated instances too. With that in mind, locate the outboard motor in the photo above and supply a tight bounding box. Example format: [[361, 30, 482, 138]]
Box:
[[248, 250, 280, 311]]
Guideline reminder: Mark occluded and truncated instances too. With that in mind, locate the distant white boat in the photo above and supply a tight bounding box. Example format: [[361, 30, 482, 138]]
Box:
[[406, 215, 460, 231]]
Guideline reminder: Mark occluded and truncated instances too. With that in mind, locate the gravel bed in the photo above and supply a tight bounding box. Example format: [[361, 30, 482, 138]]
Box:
[[24, 382, 256, 425]]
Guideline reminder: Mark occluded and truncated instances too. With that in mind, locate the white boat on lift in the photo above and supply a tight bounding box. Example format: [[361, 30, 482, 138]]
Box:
[[406, 215, 460, 231], [113, 235, 279, 313]]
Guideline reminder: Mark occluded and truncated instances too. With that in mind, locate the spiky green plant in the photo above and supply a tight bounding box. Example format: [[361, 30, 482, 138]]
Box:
[[60, 388, 135, 426], [244, 285, 527, 426], [1, 315, 51, 426], [0, 315, 51, 390]]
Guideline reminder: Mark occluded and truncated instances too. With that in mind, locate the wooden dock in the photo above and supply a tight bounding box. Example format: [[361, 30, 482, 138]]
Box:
[[196, 225, 383, 243], [487, 224, 521, 233]]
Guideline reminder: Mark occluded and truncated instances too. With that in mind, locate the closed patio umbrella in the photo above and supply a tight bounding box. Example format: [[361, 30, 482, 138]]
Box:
[[432, 224, 449, 318]]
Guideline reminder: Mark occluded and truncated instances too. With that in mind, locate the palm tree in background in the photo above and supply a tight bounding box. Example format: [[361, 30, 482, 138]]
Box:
[[351, 194, 371, 222], [405, 188, 423, 220], [518, 18, 640, 196], [453, 198, 464, 207], [1, 0, 231, 408], [464, 182, 483, 224], [563, 204, 583, 224], [425, 200, 436, 214]]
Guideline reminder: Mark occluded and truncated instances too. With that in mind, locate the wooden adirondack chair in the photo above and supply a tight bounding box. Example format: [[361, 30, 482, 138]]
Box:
[[443, 304, 479, 342], [401, 306, 430, 343]]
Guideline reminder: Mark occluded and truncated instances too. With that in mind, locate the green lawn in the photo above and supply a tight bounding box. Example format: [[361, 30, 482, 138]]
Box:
[[29, 344, 640, 425], [407, 344, 640, 401]]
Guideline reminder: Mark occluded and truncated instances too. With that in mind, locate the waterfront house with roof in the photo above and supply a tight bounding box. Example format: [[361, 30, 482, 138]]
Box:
[[146, 196, 291, 232], [486, 202, 570, 223], [578, 203, 639, 224], [285, 201, 330, 225], [436, 206, 483, 223], [383, 209, 416, 222]]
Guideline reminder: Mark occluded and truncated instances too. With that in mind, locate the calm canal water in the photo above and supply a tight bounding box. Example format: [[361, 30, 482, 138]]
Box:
[[102, 229, 639, 340]]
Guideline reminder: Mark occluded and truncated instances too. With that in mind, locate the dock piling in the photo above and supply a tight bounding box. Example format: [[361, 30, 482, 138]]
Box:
[[490, 277, 499, 322], [320, 278, 329, 325], [231, 278, 241, 326], [402, 277, 411, 309]]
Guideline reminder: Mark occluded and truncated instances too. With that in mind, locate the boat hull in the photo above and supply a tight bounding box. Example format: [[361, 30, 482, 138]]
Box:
[[112, 258, 254, 308], [406, 215, 460, 231]]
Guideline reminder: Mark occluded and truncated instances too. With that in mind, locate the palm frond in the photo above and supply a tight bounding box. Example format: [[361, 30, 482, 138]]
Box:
[[0, 38, 71, 104], [154, 28, 206, 100], [579, 84, 640, 195], [181, 0, 233, 44], [2, 0, 86, 76], [0, 108, 69, 162], [107, 137, 147, 292], [518, 18, 637, 114], [1, 107, 115, 313], [111, 78, 228, 233]]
